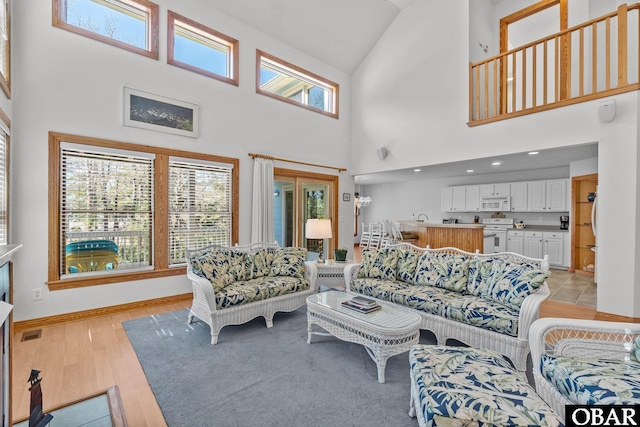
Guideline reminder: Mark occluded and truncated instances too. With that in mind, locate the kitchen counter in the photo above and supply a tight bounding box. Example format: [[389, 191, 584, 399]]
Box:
[[399, 221, 485, 229], [398, 221, 485, 252], [510, 226, 568, 232]]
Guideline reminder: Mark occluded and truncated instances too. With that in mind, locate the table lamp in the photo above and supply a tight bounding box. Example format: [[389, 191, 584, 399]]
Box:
[[305, 219, 332, 264]]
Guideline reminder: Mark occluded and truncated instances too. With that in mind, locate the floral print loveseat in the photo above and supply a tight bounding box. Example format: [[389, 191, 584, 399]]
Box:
[[186, 242, 318, 344], [530, 317, 640, 423], [345, 243, 551, 371]]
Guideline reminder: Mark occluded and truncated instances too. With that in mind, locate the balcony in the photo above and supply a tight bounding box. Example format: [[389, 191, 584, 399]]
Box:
[[469, 4, 640, 126]]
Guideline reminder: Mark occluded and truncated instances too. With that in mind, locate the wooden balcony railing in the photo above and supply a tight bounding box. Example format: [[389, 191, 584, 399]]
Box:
[[469, 4, 640, 126]]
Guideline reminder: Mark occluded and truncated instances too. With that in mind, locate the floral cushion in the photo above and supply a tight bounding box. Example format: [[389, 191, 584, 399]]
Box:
[[270, 247, 307, 278], [540, 354, 640, 405], [630, 335, 640, 362], [215, 280, 270, 309], [482, 259, 549, 310], [358, 248, 399, 280], [414, 253, 470, 293], [466, 258, 495, 297], [441, 296, 519, 337], [410, 345, 563, 427], [396, 250, 420, 283], [189, 248, 246, 292], [246, 247, 278, 280]]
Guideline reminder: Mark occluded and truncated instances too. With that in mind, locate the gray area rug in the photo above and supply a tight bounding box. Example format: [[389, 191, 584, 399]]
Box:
[[123, 306, 436, 427]]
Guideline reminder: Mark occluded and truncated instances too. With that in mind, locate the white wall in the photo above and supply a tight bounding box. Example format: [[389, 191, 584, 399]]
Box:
[[11, 0, 353, 321], [352, 0, 640, 317], [570, 157, 598, 177]]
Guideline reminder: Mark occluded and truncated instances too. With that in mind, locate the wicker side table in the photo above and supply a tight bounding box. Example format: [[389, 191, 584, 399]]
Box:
[[306, 291, 421, 383], [314, 259, 355, 291]]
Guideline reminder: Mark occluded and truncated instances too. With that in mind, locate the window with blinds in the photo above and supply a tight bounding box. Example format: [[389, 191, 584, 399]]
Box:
[[60, 147, 153, 277], [0, 130, 7, 245], [168, 159, 232, 265]]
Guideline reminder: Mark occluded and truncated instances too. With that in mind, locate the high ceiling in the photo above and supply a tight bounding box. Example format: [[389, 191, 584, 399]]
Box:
[[199, 0, 415, 73]]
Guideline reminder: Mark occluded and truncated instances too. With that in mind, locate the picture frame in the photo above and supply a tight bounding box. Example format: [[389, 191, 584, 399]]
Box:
[[124, 87, 199, 138], [343, 193, 350, 202]]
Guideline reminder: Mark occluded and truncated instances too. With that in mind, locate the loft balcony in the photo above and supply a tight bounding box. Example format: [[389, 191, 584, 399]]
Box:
[[469, 3, 640, 126]]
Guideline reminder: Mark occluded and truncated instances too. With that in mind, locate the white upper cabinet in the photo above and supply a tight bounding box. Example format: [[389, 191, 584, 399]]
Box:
[[465, 185, 480, 212], [510, 182, 528, 212], [527, 179, 568, 212], [480, 183, 510, 197], [442, 186, 467, 212]]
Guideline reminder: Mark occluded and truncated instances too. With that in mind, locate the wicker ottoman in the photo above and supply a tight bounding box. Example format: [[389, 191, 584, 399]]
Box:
[[408, 345, 563, 427]]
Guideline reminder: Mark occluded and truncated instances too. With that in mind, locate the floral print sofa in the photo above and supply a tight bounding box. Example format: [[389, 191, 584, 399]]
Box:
[[530, 317, 640, 423], [345, 243, 551, 371], [186, 242, 318, 344]]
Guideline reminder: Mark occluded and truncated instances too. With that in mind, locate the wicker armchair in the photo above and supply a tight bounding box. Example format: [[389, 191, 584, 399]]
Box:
[[530, 317, 640, 420]]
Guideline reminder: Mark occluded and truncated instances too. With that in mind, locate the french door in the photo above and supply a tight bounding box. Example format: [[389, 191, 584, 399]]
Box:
[[274, 168, 338, 259]]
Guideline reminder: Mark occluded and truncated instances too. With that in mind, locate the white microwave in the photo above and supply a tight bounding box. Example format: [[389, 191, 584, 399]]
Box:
[[480, 196, 511, 212]]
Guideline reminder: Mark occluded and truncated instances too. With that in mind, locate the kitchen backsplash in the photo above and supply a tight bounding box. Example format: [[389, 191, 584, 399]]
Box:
[[439, 211, 568, 226]]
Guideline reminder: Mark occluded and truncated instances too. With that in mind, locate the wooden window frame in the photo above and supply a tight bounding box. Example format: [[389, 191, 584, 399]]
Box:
[[48, 132, 239, 290], [52, 0, 160, 60], [167, 11, 239, 86], [0, 0, 10, 99], [256, 50, 339, 119]]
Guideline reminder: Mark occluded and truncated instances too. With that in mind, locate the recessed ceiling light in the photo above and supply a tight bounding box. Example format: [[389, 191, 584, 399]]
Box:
[[528, 151, 539, 155], [491, 161, 502, 166], [413, 169, 421, 172], [466, 169, 474, 173]]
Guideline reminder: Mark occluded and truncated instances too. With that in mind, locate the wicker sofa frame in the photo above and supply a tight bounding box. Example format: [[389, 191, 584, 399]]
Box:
[[530, 317, 640, 419], [345, 243, 551, 372], [186, 242, 318, 345]]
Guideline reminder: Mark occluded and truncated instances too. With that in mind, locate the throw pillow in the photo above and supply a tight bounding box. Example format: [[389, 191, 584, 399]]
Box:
[[482, 259, 549, 310], [630, 335, 640, 362], [414, 252, 470, 292], [396, 250, 420, 283], [358, 247, 399, 280], [466, 257, 495, 297], [270, 247, 307, 278], [189, 248, 236, 293], [246, 247, 278, 280]]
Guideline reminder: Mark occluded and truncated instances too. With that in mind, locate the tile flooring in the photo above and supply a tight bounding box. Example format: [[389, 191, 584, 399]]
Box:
[[546, 269, 597, 308]]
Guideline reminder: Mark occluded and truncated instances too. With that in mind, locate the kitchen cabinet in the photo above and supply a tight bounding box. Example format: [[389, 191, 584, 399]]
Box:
[[480, 183, 510, 197], [507, 230, 524, 254], [465, 185, 481, 212], [510, 182, 528, 212], [527, 179, 568, 212], [543, 232, 564, 266], [441, 186, 466, 212], [524, 231, 544, 259]]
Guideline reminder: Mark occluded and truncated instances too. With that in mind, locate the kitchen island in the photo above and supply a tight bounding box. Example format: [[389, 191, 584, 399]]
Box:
[[398, 221, 486, 253]]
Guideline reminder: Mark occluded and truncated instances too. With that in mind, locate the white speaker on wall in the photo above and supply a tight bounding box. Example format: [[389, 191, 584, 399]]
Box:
[[598, 99, 616, 122], [376, 147, 388, 160]]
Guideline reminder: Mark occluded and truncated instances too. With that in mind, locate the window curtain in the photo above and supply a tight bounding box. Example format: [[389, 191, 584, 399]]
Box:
[[251, 157, 275, 243]]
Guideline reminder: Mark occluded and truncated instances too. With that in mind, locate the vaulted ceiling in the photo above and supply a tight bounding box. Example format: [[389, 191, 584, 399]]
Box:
[[200, 0, 416, 73]]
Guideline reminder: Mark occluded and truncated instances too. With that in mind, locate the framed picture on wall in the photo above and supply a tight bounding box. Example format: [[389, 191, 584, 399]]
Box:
[[343, 193, 350, 201], [124, 87, 199, 138]]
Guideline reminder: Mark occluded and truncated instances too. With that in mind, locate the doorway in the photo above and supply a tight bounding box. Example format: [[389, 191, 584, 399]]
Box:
[[274, 168, 339, 259]]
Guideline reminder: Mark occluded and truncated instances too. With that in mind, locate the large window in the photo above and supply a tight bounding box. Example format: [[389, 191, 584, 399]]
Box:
[[256, 50, 339, 119], [168, 159, 233, 265], [0, 111, 8, 245], [0, 0, 10, 98], [48, 132, 239, 289], [167, 11, 238, 86], [52, 0, 159, 59]]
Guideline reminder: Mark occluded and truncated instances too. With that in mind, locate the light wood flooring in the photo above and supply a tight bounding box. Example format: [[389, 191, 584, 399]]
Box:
[[11, 246, 596, 425]]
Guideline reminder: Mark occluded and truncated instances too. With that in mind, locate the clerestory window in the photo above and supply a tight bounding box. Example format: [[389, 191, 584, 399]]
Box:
[[0, 0, 10, 98], [167, 11, 239, 86], [52, 0, 159, 59], [256, 50, 339, 119]]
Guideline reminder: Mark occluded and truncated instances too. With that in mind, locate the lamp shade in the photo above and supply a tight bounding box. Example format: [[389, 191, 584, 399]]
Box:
[[305, 219, 332, 239]]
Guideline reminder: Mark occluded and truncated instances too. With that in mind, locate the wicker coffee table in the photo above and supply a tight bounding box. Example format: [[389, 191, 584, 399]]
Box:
[[306, 291, 422, 383]]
